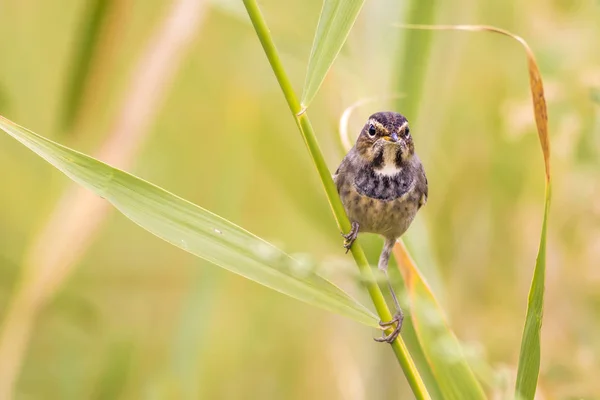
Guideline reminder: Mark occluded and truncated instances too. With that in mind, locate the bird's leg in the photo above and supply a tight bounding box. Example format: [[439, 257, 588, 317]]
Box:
[[374, 237, 404, 344], [341, 221, 360, 253]]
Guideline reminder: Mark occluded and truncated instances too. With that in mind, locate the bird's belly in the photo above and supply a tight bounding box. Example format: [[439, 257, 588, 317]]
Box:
[[343, 191, 419, 238]]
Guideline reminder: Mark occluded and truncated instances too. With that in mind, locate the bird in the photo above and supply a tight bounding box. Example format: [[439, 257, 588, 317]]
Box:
[[333, 111, 428, 343]]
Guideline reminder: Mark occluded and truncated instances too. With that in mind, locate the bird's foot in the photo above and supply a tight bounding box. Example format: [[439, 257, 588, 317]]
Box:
[[341, 222, 360, 253], [374, 310, 404, 344]]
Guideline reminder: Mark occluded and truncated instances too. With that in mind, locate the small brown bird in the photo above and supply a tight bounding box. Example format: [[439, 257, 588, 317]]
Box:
[[334, 111, 428, 343]]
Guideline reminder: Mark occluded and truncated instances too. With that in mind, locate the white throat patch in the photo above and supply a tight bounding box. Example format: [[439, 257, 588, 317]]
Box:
[[375, 160, 401, 176]]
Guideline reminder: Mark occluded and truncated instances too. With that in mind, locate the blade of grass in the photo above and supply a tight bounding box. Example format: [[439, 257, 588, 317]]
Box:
[[516, 195, 549, 400], [393, 242, 487, 399], [0, 1, 208, 396], [0, 115, 379, 328], [241, 1, 430, 399], [300, 0, 365, 109], [395, 24, 552, 400], [394, 0, 437, 121], [2, 2, 204, 395]]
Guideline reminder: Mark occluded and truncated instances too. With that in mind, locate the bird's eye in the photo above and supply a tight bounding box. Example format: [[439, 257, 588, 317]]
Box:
[[404, 127, 411, 137], [368, 124, 376, 136]]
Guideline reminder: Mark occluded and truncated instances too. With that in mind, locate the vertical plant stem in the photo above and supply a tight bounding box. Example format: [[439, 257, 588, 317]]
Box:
[[242, 1, 430, 398], [61, 0, 115, 131], [395, 0, 437, 121]]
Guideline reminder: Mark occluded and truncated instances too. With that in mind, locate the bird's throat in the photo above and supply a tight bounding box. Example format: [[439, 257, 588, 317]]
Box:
[[372, 145, 403, 176], [375, 161, 401, 176]]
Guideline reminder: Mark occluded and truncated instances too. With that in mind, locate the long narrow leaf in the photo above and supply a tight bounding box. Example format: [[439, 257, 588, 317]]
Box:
[[394, 242, 487, 399], [0, 115, 378, 328], [516, 195, 549, 399], [394, 0, 437, 121], [301, 0, 364, 109], [507, 29, 551, 400]]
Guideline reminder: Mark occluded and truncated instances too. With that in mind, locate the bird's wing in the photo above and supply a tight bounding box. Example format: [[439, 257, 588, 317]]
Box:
[[417, 160, 428, 207], [333, 152, 353, 190]]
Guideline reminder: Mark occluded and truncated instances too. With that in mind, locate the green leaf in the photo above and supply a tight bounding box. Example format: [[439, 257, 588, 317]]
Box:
[[301, 0, 365, 108], [515, 191, 550, 399], [394, 242, 487, 400], [0, 115, 378, 328], [394, 0, 437, 121]]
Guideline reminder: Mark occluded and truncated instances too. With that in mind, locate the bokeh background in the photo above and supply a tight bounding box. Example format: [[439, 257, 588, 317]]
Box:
[[0, 0, 599, 398]]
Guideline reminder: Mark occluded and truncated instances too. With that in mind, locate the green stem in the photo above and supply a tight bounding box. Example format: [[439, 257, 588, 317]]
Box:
[[395, 0, 437, 121], [242, 1, 430, 398]]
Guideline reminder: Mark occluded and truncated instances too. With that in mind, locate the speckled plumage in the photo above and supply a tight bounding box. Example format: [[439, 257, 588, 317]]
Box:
[[334, 111, 428, 343], [335, 151, 426, 239]]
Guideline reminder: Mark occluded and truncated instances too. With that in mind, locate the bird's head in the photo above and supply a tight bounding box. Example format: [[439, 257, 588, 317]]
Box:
[[355, 111, 414, 165]]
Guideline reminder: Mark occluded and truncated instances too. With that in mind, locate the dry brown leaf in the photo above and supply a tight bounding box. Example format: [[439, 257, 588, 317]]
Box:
[[395, 24, 551, 183]]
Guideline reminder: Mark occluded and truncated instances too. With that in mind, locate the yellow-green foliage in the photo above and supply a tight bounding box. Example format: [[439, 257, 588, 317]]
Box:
[[0, 1, 597, 399]]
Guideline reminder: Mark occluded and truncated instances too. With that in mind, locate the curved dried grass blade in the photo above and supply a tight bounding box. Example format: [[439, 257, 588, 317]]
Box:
[[338, 95, 405, 150], [395, 24, 552, 400], [394, 242, 487, 399], [301, 0, 365, 109], [0, 115, 379, 329]]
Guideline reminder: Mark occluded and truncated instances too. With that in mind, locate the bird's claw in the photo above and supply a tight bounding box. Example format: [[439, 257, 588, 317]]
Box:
[[343, 241, 352, 254], [374, 310, 404, 344], [341, 222, 359, 253], [343, 237, 355, 253]]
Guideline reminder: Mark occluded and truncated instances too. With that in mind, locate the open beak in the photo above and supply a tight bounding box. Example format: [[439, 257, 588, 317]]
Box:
[[383, 132, 399, 142]]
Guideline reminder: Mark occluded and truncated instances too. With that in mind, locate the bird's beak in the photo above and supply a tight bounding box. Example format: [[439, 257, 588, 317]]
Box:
[[383, 132, 399, 142]]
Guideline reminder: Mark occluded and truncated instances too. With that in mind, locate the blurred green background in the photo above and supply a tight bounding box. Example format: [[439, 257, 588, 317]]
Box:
[[0, 0, 599, 398]]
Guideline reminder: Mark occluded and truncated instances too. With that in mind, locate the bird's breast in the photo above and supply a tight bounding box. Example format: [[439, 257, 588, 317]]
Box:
[[353, 167, 414, 201]]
